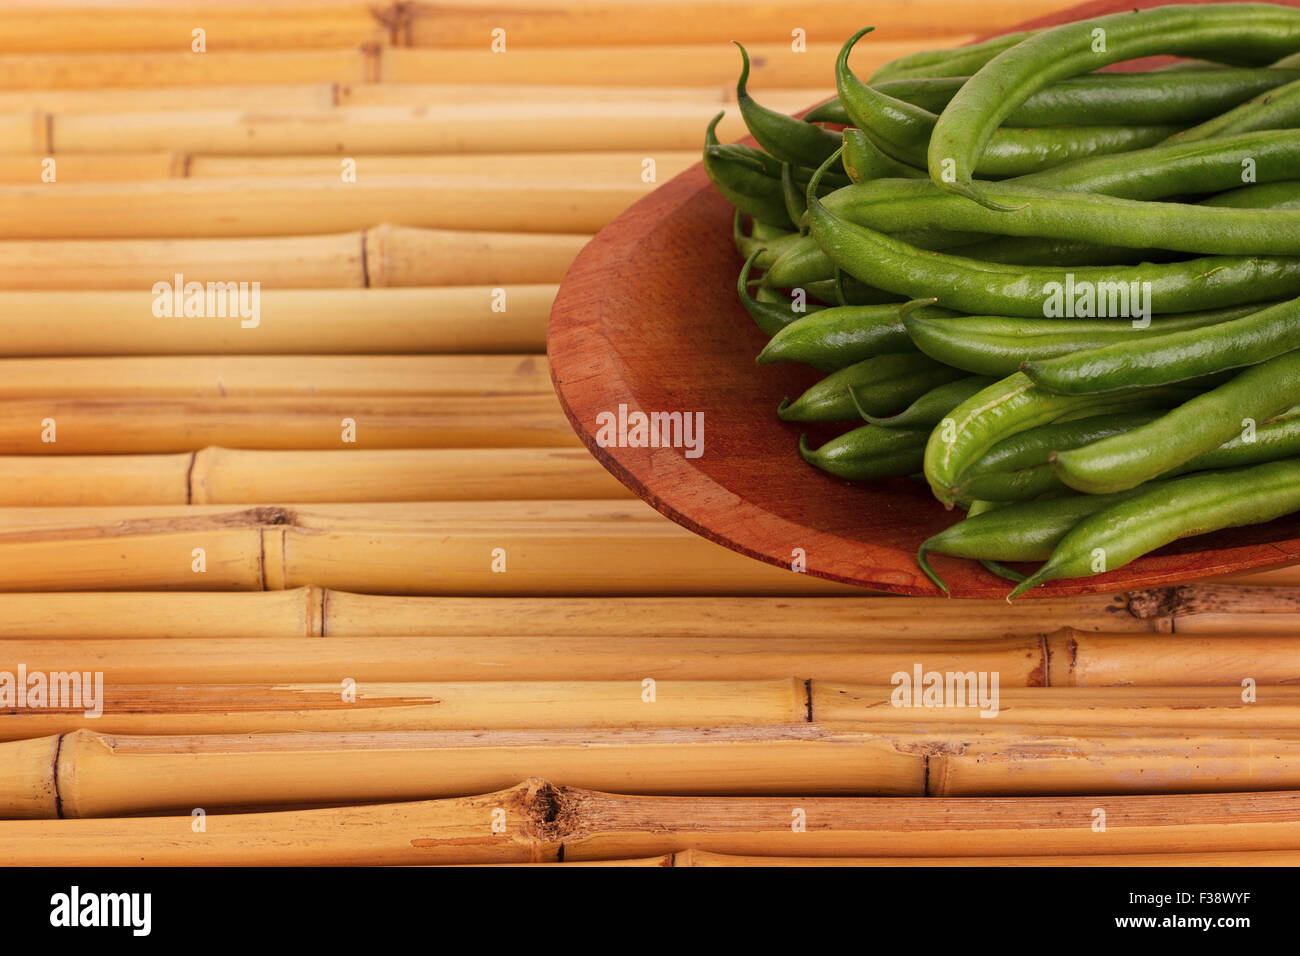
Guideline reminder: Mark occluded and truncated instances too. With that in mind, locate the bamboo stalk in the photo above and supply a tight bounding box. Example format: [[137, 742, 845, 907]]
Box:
[[0, 48, 373, 90], [0, 394, 579, 453], [0, 226, 584, 289], [671, 848, 1300, 867], [4, 782, 1296, 866], [0, 286, 557, 356], [0, 635, 1056, 682], [0, 152, 182, 182], [378, 39, 972, 87], [321, 591, 1154, 638], [0, 84, 338, 114], [6, 726, 1300, 818], [0, 176, 630, 237], [365, 224, 588, 286], [0, 447, 629, 505], [186, 151, 699, 182], [0, 232, 366, 289], [0, 109, 41, 152], [1047, 627, 1300, 686], [0, 678, 806, 740], [408, 0, 1064, 46], [334, 82, 756, 108], [814, 683, 1300, 729], [0, 587, 1146, 642], [0, 2, 393, 53], [0, 355, 553, 399], [51, 104, 758, 156], [0, 588, 321, 640], [1129, 582, 1300, 634]]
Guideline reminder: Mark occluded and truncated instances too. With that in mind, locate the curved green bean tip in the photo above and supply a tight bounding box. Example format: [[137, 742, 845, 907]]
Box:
[[776, 398, 793, 417], [846, 384, 875, 422], [944, 178, 1024, 213], [916, 545, 951, 597], [897, 297, 940, 320], [837, 26, 878, 82], [797, 434, 816, 462], [981, 560, 1027, 584], [705, 111, 724, 146], [1006, 570, 1046, 602], [804, 144, 846, 210], [733, 41, 751, 101]]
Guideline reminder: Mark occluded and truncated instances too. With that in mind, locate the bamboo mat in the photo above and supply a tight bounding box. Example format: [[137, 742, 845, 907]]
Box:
[[0, 0, 1295, 868]]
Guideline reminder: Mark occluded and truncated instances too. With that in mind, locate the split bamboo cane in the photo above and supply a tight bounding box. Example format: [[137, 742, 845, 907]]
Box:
[[670, 848, 1300, 867], [0, 286, 558, 355], [186, 151, 699, 182], [1047, 627, 1300, 685], [378, 39, 972, 87], [0, 394, 579, 453], [5, 782, 1299, 865], [0, 355, 553, 398], [0, 226, 586, 289], [50, 104, 758, 155], [6, 725, 1300, 818], [0, 678, 807, 740], [0, 176, 630, 236], [9, 682, 1300, 741], [0, 152, 182, 182], [0, 447, 630, 505], [0, 48, 373, 90], [0, 587, 1153, 641], [6, 630, 1293, 684], [0, 2, 393, 53], [409, 0, 1065, 46], [0, 84, 337, 114]]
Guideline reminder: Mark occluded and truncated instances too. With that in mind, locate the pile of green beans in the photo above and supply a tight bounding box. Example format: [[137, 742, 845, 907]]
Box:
[[703, 4, 1300, 597]]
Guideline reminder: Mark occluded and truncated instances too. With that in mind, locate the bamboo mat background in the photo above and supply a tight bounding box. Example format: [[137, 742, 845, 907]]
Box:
[[2, 0, 1300, 867]]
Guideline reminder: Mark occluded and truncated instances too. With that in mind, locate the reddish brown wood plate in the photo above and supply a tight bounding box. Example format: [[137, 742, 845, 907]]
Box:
[[548, 0, 1300, 597]]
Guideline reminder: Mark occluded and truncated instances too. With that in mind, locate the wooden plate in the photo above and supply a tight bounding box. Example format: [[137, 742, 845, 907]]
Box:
[[548, 0, 1300, 597]]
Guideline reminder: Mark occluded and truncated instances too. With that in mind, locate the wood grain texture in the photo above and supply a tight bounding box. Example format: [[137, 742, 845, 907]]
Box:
[[548, 0, 1300, 598]]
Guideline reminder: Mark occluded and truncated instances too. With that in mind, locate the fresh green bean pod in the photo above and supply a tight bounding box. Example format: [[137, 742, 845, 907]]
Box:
[[1023, 297, 1300, 394], [868, 29, 1040, 83], [1051, 349, 1300, 495], [824, 177, 1300, 256], [1167, 75, 1300, 143], [803, 149, 1300, 318], [802, 275, 903, 306], [1009, 459, 1300, 598], [736, 42, 842, 169], [777, 353, 963, 423], [1203, 180, 1300, 208], [938, 236, 1160, 267], [757, 301, 952, 370], [1165, 406, 1300, 475], [840, 128, 925, 182], [836, 29, 1179, 178], [954, 412, 1162, 502], [908, 304, 1265, 377], [779, 162, 808, 228], [797, 426, 929, 480], [928, 4, 1300, 208], [922, 370, 1210, 506], [861, 375, 996, 428], [737, 249, 821, 336], [704, 113, 791, 228], [917, 489, 1148, 595]]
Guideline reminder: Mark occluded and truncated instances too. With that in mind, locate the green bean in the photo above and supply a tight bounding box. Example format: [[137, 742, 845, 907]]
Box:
[[868, 29, 1040, 83], [927, 4, 1300, 208], [917, 488, 1148, 595], [954, 412, 1162, 502], [939, 236, 1162, 267], [860, 375, 996, 428], [1276, 50, 1300, 68], [1009, 458, 1300, 598], [780, 162, 808, 227], [1023, 297, 1300, 394], [908, 303, 1266, 377], [704, 113, 790, 228], [1165, 405, 1300, 475], [797, 426, 929, 480], [802, 149, 1300, 318], [1167, 75, 1300, 143], [757, 301, 952, 370], [802, 276, 903, 306], [1203, 180, 1300, 208], [777, 353, 963, 423], [922, 370, 1212, 506], [840, 128, 925, 183], [837, 29, 1180, 179], [731, 210, 807, 269], [737, 249, 821, 336], [823, 177, 1300, 256], [1051, 349, 1300, 495], [735, 42, 842, 169]]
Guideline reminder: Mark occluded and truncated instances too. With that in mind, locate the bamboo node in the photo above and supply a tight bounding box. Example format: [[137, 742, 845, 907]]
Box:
[[1126, 586, 1188, 621]]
